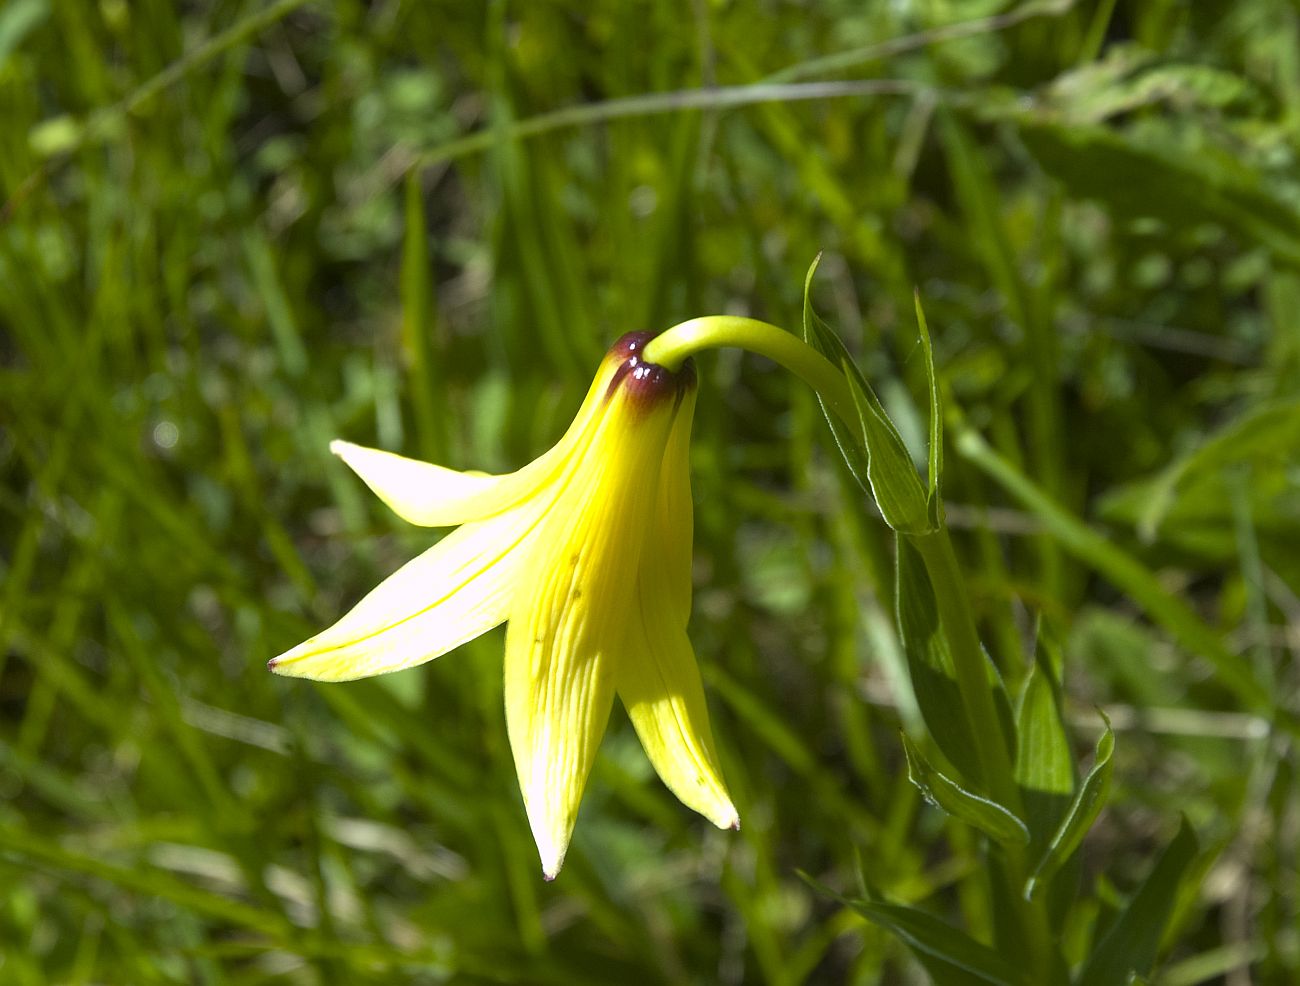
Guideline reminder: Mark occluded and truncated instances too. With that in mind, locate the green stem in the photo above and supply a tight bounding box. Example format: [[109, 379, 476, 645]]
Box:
[[645, 316, 858, 426], [911, 516, 1061, 982]]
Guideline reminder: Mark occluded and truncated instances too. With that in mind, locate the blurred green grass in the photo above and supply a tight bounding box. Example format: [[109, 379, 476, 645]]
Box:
[[1, 0, 1297, 982]]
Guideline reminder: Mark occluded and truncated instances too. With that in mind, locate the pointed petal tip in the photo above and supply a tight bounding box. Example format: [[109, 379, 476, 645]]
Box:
[[713, 806, 740, 831], [535, 839, 568, 881], [266, 657, 279, 673], [328, 438, 350, 457], [528, 819, 570, 881]]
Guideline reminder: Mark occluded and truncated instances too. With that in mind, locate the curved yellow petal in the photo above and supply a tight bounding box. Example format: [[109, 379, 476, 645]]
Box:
[[655, 389, 696, 621], [618, 389, 737, 829], [330, 440, 517, 527], [504, 388, 677, 877], [269, 497, 547, 681], [331, 346, 629, 527], [619, 617, 737, 830]]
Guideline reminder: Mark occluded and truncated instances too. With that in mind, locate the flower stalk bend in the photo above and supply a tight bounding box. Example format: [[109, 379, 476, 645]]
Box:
[[644, 316, 858, 428]]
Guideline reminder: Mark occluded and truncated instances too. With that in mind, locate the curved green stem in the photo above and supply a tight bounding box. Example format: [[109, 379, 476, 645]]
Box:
[[645, 316, 857, 427], [655, 310, 1055, 978]]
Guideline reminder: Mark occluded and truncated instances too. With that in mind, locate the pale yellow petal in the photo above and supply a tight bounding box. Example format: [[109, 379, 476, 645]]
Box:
[[656, 388, 697, 620], [504, 612, 616, 879], [618, 388, 736, 829], [330, 345, 630, 528], [505, 387, 677, 877], [330, 440, 521, 527], [619, 614, 738, 830], [269, 498, 547, 681]]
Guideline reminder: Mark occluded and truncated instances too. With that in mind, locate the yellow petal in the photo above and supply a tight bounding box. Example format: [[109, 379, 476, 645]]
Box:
[[330, 346, 629, 527], [504, 387, 677, 877], [270, 496, 548, 681], [330, 440, 523, 527], [618, 389, 737, 829], [655, 388, 696, 620], [619, 616, 737, 830]]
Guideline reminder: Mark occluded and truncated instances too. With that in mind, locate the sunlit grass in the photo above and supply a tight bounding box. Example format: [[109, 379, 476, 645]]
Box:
[[1, 1, 1296, 982]]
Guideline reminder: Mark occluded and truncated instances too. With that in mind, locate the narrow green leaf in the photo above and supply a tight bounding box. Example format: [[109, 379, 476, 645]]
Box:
[[0, 824, 294, 939], [1130, 399, 1300, 542], [242, 229, 308, 379], [1025, 710, 1115, 900], [914, 290, 944, 529], [956, 427, 1277, 721], [903, 735, 1029, 846], [802, 256, 932, 534], [401, 170, 444, 462], [895, 536, 983, 783], [799, 257, 870, 489], [1014, 650, 1075, 856], [801, 875, 1025, 986], [1017, 118, 1300, 267], [1076, 817, 1200, 986]]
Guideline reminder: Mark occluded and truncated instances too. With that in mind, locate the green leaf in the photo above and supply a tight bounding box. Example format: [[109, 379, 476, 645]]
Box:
[[802, 256, 933, 534], [801, 875, 1026, 986], [956, 427, 1276, 720], [1017, 119, 1300, 268], [1039, 46, 1260, 124], [914, 290, 944, 530], [895, 537, 982, 783], [903, 735, 1029, 846], [1014, 649, 1075, 856], [1076, 818, 1200, 986], [1025, 710, 1115, 900], [1127, 399, 1300, 542], [401, 170, 445, 462]]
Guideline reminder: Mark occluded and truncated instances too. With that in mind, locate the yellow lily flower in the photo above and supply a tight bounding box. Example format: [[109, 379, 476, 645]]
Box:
[[271, 332, 737, 878]]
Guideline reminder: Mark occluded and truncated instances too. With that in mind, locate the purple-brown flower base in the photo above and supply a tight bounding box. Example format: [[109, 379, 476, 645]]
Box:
[[605, 331, 697, 411]]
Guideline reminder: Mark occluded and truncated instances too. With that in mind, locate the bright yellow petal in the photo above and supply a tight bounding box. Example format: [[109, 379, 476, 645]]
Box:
[[618, 389, 737, 829], [655, 389, 696, 621], [330, 346, 630, 527], [619, 617, 737, 830], [504, 387, 677, 877], [330, 440, 522, 527], [269, 497, 547, 681]]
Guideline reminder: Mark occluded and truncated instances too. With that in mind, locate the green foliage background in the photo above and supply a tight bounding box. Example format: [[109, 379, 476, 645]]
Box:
[[1, 0, 1297, 981]]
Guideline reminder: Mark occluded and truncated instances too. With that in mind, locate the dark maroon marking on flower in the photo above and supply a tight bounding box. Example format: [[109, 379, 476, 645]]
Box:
[[603, 331, 696, 409]]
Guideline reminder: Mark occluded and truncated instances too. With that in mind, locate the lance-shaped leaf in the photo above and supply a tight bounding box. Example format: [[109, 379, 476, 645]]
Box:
[[1014, 651, 1075, 857], [914, 291, 945, 530], [895, 537, 982, 781], [1025, 710, 1115, 900], [896, 537, 1014, 785], [1076, 817, 1200, 986], [802, 874, 1026, 986], [903, 735, 1029, 846], [802, 256, 934, 535]]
